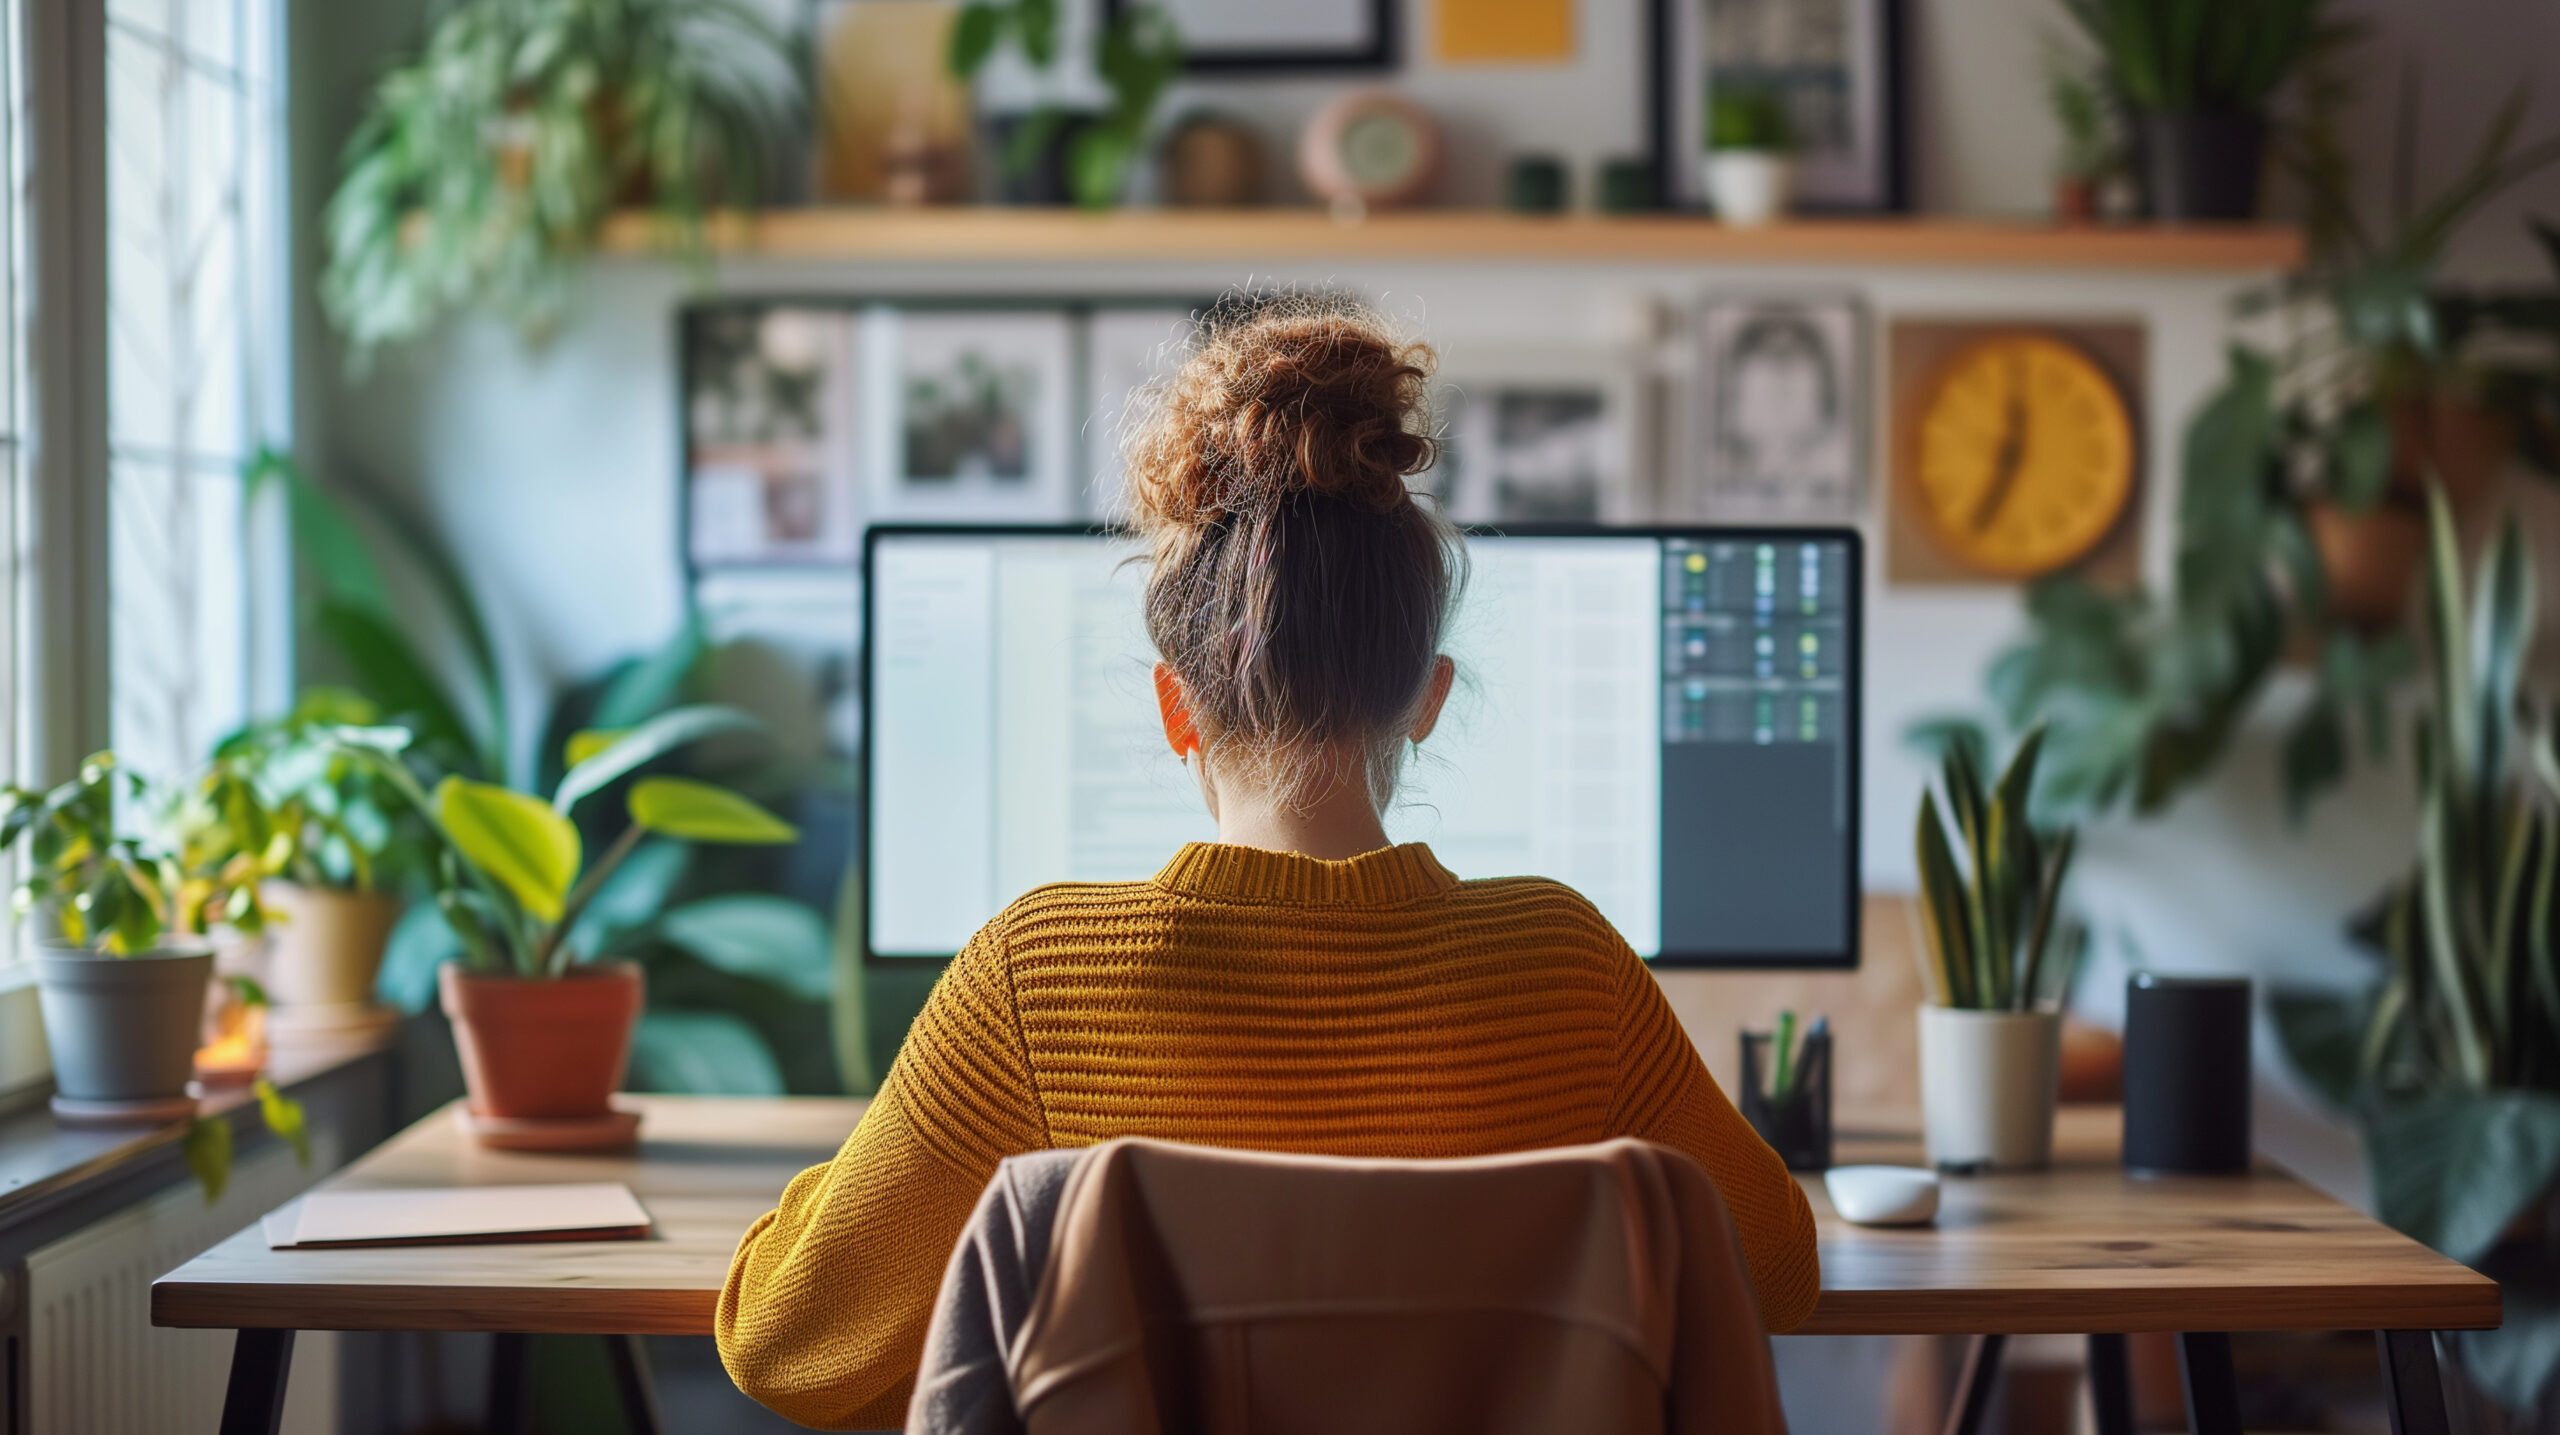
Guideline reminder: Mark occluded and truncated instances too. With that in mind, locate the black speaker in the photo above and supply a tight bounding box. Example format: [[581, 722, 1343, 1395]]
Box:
[[2122, 974, 2252, 1176]]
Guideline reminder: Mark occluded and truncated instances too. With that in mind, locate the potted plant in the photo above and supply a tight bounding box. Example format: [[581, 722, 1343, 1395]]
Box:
[[2046, 57, 2121, 225], [2274, 490, 2560, 1421], [198, 691, 433, 1046], [320, 0, 800, 360], [1953, 103, 2560, 830], [334, 706, 798, 1149], [0, 755, 276, 1122], [947, 0, 1181, 209], [1912, 729, 2086, 1171], [1701, 86, 1793, 227], [2060, 0, 2330, 220]]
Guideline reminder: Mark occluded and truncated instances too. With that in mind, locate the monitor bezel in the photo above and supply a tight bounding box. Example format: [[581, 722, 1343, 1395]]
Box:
[[860, 521, 1864, 971]]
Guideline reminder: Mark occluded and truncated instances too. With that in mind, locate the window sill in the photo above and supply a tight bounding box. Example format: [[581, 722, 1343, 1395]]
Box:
[[0, 1038, 389, 1227]]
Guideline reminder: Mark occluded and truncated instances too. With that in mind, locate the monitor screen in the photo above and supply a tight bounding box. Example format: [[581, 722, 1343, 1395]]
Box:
[[864, 525, 1861, 967]]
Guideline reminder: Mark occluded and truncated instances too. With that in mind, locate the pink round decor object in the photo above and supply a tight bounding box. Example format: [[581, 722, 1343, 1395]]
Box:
[[1298, 91, 1442, 214]]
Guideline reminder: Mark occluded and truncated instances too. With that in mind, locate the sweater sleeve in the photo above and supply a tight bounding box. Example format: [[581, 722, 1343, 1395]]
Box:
[[718, 918, 1051, 1430], [1607, 944, 1822, 1333]]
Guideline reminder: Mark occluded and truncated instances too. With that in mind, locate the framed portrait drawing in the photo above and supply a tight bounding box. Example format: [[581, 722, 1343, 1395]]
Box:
[[1692, 293, 1867, 522], [1423, 349, 1648, 526], [684, 305, 864, 568], [1651, 0, 1905, 212], [862, 307, 1077, 523], [1082, 306, 1199, 521], [1106, 0, 1395, 72]]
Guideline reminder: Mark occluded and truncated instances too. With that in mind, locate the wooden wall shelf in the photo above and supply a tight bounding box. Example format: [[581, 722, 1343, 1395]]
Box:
[[601, 208, 2304, 272]]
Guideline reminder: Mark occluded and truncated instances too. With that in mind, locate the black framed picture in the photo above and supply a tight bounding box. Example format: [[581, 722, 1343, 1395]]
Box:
[[1650, 0, 1906, 213], [1105, 0, 1396, 72]]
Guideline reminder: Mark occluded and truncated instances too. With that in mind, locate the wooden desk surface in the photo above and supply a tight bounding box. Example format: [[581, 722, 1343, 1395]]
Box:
[[1801, 1106, 2501, 1336], [153, 1095, 867, 1335], [157, 1097, 2498, 1340]]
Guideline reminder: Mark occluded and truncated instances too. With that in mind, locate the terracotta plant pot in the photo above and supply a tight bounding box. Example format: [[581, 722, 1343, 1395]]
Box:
[[2307, 500, 2426, 631], [440, 961, 643, 1122], [263, 883, 399, 1010], [2391, 388, 2515, 507], [34, 944, 214, 1124], [2057, 1015, 2126, 1104]]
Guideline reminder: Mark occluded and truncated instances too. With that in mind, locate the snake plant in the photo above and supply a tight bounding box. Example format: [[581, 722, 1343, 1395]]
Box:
[[1913, 727, 2086, 1012]]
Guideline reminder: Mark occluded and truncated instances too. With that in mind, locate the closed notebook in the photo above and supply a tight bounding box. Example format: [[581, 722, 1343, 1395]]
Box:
[[263, 1182, 652, 1249]]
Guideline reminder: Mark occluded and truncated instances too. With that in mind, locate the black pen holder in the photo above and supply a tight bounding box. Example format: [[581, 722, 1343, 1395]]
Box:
[[1740, 1030, 1832, 1171]]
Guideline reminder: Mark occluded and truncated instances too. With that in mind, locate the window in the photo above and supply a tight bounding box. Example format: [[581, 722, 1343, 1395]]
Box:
[[103, 0, 286, 783]]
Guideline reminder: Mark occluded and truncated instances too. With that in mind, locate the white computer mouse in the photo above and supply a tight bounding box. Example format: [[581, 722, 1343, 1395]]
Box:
[[1824, 1165, 1940, 1226]]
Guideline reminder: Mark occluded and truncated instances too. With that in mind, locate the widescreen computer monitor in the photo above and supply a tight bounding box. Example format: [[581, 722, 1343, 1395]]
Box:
[[864, 525, 1861, 968]]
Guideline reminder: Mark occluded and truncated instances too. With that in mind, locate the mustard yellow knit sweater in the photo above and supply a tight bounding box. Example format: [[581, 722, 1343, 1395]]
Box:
[[717, 842, 1822, 1430]]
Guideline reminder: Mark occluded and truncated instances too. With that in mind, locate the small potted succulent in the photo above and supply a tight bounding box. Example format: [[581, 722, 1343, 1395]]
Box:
[[198, 691, 432, 1046], [1, 754, 274, 1124], [1912, 727, 2086, 1171], [334, 706, 796, 1149], [1702, 85, 1794, 227]]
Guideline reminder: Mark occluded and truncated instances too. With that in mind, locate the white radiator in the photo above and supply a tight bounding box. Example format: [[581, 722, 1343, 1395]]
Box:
[[24, 1139, 339, 1435]]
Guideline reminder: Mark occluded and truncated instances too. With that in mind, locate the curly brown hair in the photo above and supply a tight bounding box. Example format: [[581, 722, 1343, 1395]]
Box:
[[1122, 293, 1463, 809]]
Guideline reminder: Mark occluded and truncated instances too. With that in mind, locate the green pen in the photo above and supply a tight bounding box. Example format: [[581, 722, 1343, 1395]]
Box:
[[1771, 1009, 1797, 1104]]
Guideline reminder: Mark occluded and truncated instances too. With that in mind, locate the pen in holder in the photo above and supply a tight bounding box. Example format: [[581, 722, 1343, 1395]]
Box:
[[1740, 1023, 1832, 1171]]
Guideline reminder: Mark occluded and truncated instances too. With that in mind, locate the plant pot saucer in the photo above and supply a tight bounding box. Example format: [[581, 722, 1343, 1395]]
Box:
[[455, 1104, 642, 1152], [268, 1001, 399, 1049], [51, 1092, 199, 1128]]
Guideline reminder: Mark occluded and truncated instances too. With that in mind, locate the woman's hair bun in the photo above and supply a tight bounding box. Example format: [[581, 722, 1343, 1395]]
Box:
[[1126, 293, 1436, 529]]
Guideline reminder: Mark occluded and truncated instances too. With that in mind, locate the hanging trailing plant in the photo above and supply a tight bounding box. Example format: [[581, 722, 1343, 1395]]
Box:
[[320, 0, 800, 361]]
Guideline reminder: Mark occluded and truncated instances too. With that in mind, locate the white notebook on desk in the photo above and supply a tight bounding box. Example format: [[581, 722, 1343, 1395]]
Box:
[[263, 1182, 653, 1249]]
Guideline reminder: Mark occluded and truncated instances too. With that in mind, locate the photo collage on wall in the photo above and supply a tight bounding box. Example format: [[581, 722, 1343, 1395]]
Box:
[[680, 299, 1203, 761]]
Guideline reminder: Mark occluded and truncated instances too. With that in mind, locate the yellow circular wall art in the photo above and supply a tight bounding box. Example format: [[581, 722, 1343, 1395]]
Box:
[[1909, 333, 2136, 578]]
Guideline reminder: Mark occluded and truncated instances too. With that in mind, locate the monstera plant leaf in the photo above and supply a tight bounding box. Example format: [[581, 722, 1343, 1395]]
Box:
[[2369, 1090, 2560, 1264]]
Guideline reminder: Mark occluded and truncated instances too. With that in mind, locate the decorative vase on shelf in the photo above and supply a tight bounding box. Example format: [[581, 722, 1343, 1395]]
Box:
[[2136, 111, 2268, 221], [35, 943, 215, 1127], [440, 960, 645, 1151], [1702, 151, 1792, 227], [1919, 1005, 2063, 1171]]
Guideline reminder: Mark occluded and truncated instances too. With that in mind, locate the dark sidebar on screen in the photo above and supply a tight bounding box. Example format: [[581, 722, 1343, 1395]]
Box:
[[1657, 537, 1853, 960]]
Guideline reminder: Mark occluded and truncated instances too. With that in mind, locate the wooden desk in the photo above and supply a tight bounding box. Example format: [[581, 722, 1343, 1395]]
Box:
[[160, 1099, 2493, 1435], [1806, 1108, 2497, 1435], [155, 1095, 867, 1435]]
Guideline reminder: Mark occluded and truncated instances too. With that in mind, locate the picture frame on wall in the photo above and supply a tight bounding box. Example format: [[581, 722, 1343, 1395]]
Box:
[[1422, 348, 1648, 526], [684, 305, 864, 568], [1651, 0, 1905, 212], [1082, 306, 1199, 521], [1107, 0, 1395, 72], [1692, 292, 1867, 523], [863, 306, 1078, 523]]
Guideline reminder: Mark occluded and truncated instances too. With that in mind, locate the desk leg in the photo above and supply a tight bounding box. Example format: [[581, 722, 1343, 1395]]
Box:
[[2377, 1330, 2451, 1435], [2177, 1332, 2241, 1435], [605, 1333, 666, 1435], [2086, 1333, 2133, 1435], [1940, 1333, 2006, 1435], [218, 1328, 294, 1435], [486, 1331, 529, 1435]]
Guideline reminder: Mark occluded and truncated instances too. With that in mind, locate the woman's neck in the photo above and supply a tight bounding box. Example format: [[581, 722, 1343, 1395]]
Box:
[[1202, 753, 1392, 861]]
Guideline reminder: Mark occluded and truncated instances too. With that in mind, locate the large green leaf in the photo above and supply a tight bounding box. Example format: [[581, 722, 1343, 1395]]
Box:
[[2269, 986, 2367, 1111], [565, 839, 690, 956], [627, 777, 797, 844], [313, 599, 478, 767], [553, 704, 762, 815], [658, 895, 834, 1001], [437, 777, 580, 921], [628, 1009, 786, 1095], [183, 1117, 234, 1205], [2370, 1090, 2560, 1264], [376, 899, 461, 1015]]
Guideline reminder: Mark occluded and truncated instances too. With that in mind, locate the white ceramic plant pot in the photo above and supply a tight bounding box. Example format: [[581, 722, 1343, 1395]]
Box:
[[1702, 150, 1793, 227], [1919, 1005, 2062, 1171], [262, 882, 399, 1010]]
